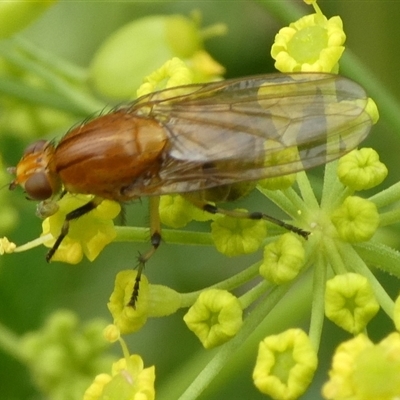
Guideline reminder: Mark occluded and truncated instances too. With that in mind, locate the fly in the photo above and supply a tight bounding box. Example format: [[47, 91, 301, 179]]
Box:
[[8, 73, 375, 306]]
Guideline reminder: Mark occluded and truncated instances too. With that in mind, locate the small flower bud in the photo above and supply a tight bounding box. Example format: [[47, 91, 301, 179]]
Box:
[[259, 233, 305, 284], [159, 194, 205, 228], [257, 144, 299, 190], [325, 273, 379, 334], [365, 97, 380, 125], [211, 210, 267, 257], [183, 289, 243, 349], [103, 324, 120, 343], [253, 329, 318, 400], [331, 196, 379, 242], [338, 148, 387, 190]]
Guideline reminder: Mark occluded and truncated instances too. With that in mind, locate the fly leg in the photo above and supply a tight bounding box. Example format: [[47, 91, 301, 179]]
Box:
[[188, 199, 310, 239], [128, 196, 161, 308], [46, 196, 104, 262]]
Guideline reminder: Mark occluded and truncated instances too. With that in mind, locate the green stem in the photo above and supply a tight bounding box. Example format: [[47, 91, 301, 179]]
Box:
[[369, 180, 400, 209], [296, 170, 319, 210], [281, 186, 308, 214], [308, 251, 326, 353], [324, 237, 348, 275], [13, 36, 87, 82], [354, 241, 400, 280], [320, 161, 353, 212], [259, 185, 305, 219], [258, 0, 304, 23], [114, 226, 214, 246], [179, 261, 261, 307], [0, 76, 89, 114], [239, 279, 273, 309], [341, 50, 400, 141], [320, 161, 337, 209], [0, 41, 103, 115], [379, 208, 400, 227]]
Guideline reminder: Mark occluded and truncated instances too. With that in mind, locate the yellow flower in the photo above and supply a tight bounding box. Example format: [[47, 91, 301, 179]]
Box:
[[83, 354, 155, 400], [253, 329, 318, 400], [0, 237, 16, 254], [108, 270, 150, 334], [107, 270, 182, 334], [323, 333, 400, 400], [136, 57, 194, 98], [271, 1, 345, 73], [42, 194, 120, 264]]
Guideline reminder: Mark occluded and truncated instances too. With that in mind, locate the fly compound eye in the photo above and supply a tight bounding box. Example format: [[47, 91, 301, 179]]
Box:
[[23, 140, 49, 156], [24, 171, 53, 200]]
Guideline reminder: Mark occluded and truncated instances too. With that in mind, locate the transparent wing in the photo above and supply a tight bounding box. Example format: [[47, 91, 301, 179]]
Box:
[[126, 73, 373, 195]]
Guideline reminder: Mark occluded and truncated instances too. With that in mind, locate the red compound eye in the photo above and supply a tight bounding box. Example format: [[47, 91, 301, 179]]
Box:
[[24, 171, 53, 200]]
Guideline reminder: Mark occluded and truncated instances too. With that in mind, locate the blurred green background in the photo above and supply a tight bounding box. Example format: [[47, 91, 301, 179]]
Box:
[[0, 1, 399, 399]]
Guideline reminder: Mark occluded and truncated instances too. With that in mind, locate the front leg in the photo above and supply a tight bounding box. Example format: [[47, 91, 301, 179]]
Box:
[[46, 196, 104, 262], [129, 196, 161, 308]]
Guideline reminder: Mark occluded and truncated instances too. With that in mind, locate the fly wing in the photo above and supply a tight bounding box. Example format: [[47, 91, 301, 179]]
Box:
[[128, 73, 373, 195]]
